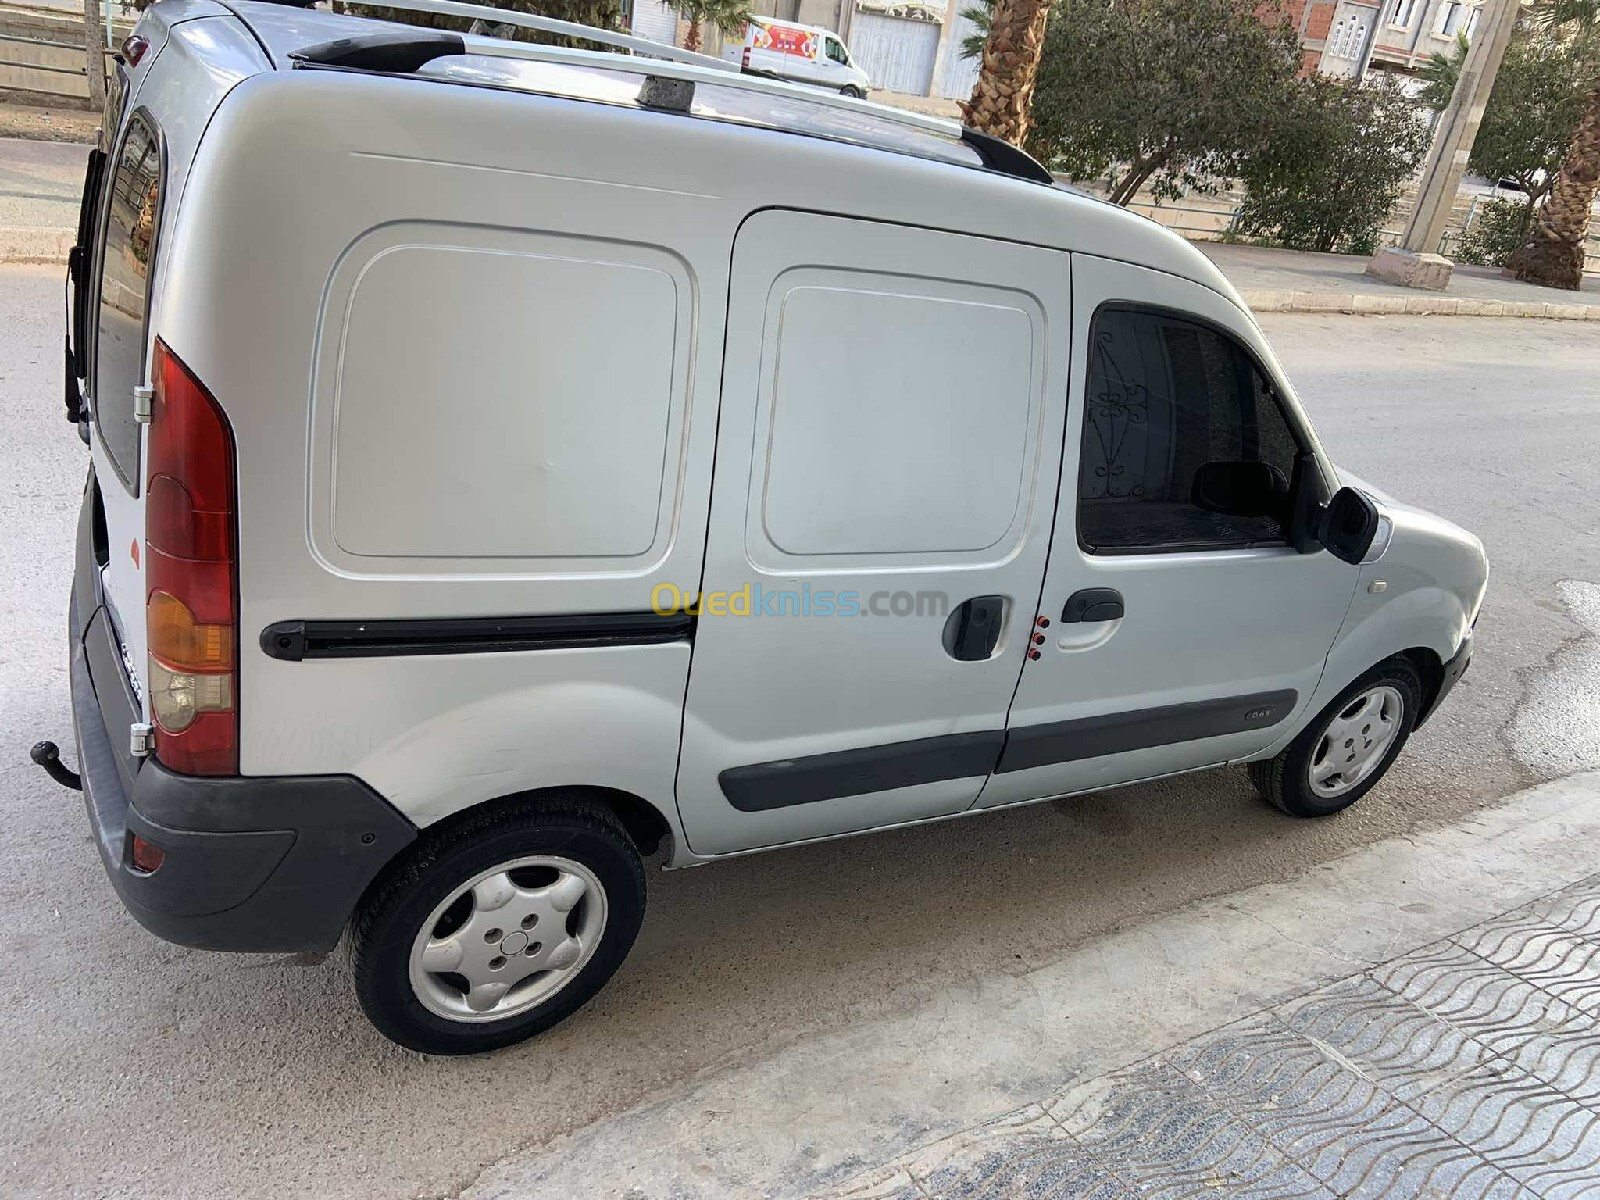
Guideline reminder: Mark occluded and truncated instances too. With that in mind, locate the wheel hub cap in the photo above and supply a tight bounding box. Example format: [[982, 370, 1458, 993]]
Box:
[[1308, 684, 1404, 799], [407, 854, 608, 1024]]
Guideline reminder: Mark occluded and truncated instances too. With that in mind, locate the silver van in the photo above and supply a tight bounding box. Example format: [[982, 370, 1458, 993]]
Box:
[[42, 0, 1486, 1054]]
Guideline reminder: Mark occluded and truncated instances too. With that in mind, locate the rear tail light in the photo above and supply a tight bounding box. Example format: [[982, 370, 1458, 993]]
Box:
[[145, 340, 238, 775], [741, 47, 750, 70], [120, 34, 149, 67]]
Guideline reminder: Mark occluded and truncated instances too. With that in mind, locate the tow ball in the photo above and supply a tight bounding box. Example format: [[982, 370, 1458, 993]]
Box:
[[30, 741, 82, 791]]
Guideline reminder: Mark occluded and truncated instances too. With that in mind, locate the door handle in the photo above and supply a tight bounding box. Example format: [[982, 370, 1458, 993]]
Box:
[[1061, 588, 1124, 624], [943, 595, 1006, 661]]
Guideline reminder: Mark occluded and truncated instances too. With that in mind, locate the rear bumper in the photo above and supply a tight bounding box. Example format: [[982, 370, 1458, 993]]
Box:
[[69, 518, 415, 951]]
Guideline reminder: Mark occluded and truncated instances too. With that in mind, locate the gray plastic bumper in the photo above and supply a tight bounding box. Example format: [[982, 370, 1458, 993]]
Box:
[[69, 589, 416, 953]]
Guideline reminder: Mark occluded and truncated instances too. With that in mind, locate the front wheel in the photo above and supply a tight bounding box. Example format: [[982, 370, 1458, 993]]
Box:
[[841, 85, 866, 99], [1250, 658, 1422, 818], [348, 796, 645, 1054]]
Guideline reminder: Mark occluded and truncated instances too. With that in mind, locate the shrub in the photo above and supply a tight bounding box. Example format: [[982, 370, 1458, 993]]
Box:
[[1232, 75, 1431, 255], [1026, 0, 1301, 205], [1457, 197, 1536, 266]]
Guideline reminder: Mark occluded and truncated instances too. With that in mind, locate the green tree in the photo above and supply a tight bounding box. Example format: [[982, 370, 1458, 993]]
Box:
[[669, 0, 751, 51], [1025, 0, 1301, 206], [1508, 0, 1600, 289], [1417, 31, 1470, 112], [959, 0, 994, 61], [1232, 74, 1432, 255], [1422, 23, 1598, 200]]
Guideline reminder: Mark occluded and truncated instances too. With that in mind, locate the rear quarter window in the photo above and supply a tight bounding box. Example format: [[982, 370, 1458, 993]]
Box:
[[94, 112, 164, 494]]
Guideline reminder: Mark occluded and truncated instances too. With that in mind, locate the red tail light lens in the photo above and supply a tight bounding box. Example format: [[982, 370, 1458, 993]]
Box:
[[146, 339, 238, 775], [120, 34, 149, 67]]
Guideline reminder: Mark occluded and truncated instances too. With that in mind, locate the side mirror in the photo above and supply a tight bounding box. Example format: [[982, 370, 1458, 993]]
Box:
[[1191, 460, 1288, 518], [1320, 486, 1380, 564]]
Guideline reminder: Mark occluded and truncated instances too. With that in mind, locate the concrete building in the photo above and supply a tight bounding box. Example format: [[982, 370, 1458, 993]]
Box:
[[1290, 0, 1488, 79]]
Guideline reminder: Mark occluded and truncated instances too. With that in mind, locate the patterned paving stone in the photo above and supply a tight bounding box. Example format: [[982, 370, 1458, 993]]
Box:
[[899, 1107, 1130, 1200], [809, 876, 1600, 1200]]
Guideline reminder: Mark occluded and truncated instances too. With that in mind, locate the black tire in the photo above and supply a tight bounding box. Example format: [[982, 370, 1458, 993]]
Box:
[[348, 795, 645, 1055], [841, 85, 866, 98], [1250, 657, 1422, 819]]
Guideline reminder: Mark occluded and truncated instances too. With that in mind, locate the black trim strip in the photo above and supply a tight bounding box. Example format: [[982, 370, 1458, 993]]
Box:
[[289, 32, 465, 73], [719, 731, 1005, 813], [717, 690, 1298, 810], [997, 690, 1297, 774], [260, 612, 693, 661]]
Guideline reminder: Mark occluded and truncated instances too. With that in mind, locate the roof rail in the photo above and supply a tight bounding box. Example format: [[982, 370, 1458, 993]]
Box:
[[328, 0, 738, 72], [269, 0, 1057, 184]]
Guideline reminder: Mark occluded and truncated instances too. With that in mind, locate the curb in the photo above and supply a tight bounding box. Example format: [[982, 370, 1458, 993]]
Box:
[[1240, 286, 1600, 320], [0, 226, 71, 265]]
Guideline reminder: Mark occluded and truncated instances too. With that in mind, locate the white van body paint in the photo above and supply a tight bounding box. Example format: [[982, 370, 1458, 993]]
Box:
[[85, 0, 1486, 876]]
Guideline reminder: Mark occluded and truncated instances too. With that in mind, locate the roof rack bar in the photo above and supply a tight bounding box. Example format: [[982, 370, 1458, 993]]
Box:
[[435, 34, 963, 138], [355, 0, 738, 72], [277, 0, 1061, 176]]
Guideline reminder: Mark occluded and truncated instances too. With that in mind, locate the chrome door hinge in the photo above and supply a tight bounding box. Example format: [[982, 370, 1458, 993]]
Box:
[[132, 385, 153, 423], [129, 722, 154, 757]]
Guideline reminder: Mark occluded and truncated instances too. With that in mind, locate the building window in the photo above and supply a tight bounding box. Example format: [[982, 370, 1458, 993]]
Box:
[[1436, 0, 1479, 38], [1391, 0, 1420, 28], [1328, 15, 1368, 58]]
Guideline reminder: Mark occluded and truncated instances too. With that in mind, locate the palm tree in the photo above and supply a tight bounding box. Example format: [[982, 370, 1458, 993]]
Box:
[[1507, 0, 1600, 289], [669, 0, 750, 52], [959, 0, 995, 61], [961, 0, 1054, 142]]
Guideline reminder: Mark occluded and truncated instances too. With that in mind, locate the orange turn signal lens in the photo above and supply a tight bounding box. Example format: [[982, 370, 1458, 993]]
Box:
[[147, 589, 234, 673]]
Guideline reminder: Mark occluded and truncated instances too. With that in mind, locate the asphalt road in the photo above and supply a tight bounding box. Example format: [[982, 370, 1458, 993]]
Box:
[[3, 261, 1598, 1199]]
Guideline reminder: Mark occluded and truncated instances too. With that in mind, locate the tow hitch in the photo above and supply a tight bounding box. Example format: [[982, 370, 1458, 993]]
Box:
[[31, 741, 82, 791]]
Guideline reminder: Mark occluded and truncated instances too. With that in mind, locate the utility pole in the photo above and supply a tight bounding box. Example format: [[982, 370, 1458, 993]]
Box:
[[1366, 0, 1521, 290], [80, 0, 106, 112]]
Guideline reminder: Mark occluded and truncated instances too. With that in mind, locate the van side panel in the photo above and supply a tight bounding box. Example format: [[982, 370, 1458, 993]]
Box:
[[156, 64, 1263, 863], [157, 75, 733, 849], [314, 225, 691, 569]]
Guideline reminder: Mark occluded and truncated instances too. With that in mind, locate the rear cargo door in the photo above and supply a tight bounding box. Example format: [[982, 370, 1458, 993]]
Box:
[[674, 210, 1073, 855], [86, 109, 166, 697]]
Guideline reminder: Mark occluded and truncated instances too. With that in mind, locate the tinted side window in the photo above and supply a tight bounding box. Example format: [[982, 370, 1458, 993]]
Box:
[[94, 114, 163, 493], [1077, 307, 1302, 554]]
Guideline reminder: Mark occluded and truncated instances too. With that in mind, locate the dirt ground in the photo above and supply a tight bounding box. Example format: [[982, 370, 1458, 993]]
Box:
[[0, 92, 97, 143]]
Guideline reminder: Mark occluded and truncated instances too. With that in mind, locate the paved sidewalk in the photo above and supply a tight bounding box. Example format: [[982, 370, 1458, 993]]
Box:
[[460, 772, 1600, 1200], [817, 877, 1600, 1200], [1203, 242, 1600, 321], [0, 135, 87, 262]]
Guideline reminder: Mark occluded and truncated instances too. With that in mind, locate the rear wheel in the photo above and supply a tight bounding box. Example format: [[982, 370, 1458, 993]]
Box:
[[348, 796, 645, 1055], [1250, 658, 1421, 818]]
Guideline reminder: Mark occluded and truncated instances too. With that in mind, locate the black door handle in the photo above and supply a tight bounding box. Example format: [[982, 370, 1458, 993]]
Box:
[[1061, 588, 1124, 623], [943, 595, 1006, 661]]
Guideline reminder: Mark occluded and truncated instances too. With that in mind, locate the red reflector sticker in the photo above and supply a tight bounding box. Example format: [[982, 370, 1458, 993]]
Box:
[[130, 538, 140, 568], [129, 833, 165, 874]]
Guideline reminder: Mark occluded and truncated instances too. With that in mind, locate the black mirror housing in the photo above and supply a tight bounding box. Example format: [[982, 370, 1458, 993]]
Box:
[[1320, 486, 1380, 564]]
